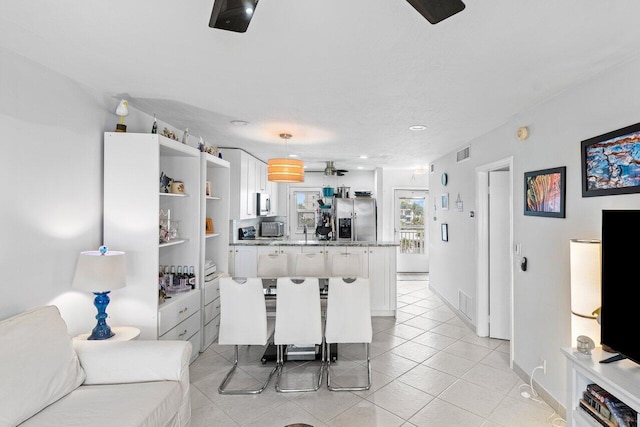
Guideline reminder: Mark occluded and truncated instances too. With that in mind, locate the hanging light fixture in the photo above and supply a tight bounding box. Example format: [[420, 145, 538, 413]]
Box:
[[268, 133, 304, 183]]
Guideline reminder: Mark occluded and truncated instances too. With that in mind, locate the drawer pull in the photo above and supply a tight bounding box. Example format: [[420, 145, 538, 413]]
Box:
[[179, 307, 188, 315], [178, 329, 188, 338]]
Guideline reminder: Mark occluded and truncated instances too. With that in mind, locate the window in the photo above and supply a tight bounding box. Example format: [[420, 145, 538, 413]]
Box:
[[294, 191, 320, 232]]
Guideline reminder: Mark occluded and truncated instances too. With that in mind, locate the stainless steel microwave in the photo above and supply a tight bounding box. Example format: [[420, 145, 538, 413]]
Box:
[[256, 193, 270, 216], [261, 221, 284, 237]]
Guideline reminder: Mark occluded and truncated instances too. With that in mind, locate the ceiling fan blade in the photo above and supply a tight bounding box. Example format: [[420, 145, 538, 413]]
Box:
[[405, 0, 465, 24], [209, 0, 259, 33]]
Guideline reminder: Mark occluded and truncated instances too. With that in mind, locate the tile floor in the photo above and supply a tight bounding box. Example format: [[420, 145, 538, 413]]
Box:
[[189, 276, 563, 426]]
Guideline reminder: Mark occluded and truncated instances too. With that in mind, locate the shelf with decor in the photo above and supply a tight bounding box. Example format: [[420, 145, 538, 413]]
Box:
[[563, 347, 640, 427], [199, 152, 230, 350], [104, 132, 202, 353]]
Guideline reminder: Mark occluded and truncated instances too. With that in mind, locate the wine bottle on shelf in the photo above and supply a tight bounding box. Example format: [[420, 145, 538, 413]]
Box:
[[170, 265, 176, 287], [163, 265, 172, 289], [151, 114, 158, 134], [176, 266, 183, 287], [188, 266, 196, 289]]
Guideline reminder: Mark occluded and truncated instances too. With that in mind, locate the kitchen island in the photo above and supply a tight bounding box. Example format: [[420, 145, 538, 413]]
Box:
[[229, 240, 399, 316]]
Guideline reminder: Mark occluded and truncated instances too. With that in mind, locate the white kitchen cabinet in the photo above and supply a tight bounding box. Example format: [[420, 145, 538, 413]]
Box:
[[562, 347, 640, 427], [325, 246, 369, 278], [368, 246, 397, 316], [268, 180, 278, 216], [231, 245, 257, 277], [104, 132, 202, 344], [219, 148, 270, 220], [276, 245, 301, 276]]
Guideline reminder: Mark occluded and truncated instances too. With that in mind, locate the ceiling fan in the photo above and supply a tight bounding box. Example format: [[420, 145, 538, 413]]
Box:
[[209, 0, 465, 32], [324, 161, 349, 177]]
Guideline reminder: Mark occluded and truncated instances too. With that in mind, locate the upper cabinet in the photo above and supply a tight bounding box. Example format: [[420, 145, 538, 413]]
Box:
[[220, 148, 278, 219]]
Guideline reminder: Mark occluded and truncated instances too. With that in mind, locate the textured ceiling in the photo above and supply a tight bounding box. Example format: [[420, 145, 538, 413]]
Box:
[[2, 1, 640, 171]]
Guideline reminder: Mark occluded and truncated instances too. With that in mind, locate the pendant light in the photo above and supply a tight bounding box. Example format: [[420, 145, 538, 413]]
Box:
[[268, 133, 304, 183]]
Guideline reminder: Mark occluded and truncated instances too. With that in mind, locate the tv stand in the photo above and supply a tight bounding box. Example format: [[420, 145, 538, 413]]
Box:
[[562, 347, 640, 427], [600, 353, 628, 364]]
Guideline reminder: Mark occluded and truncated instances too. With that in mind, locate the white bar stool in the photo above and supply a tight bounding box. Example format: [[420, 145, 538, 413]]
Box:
[[274, 277, 324, 393], [325, 277, 372, 391], [218, 277, 277, 394], [295, 253, 326, 277], [258, 253, 288, 277], [330, 252, 361, 277]]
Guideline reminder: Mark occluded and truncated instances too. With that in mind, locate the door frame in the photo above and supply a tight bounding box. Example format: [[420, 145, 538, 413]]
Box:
[[393, 187, 429, 273], [475, 157, 514, 366]]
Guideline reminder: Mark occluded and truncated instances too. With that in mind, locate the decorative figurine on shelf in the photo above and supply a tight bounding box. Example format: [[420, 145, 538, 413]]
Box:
[[161, 127, 179, 141], [151, 114, 158, 134], [181, 128, 189, 145], [115, 99, 129, 132], [198, 136, 205, 152], [160, 171, 173, 193]]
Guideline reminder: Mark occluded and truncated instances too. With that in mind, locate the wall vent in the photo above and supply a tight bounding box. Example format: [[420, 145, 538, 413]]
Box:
[[430, 163, 435, 173], [456, 146, 470, 162], [458, 289, 472, 320]]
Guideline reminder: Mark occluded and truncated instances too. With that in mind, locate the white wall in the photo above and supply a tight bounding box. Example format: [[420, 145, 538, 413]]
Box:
[[429, 54, 640, 406], [0, 48, 187, 334]]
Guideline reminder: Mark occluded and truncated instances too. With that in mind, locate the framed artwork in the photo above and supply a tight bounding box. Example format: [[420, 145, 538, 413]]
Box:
[[524, 166, 566, 218], [205, 218, 214, 234], [441, 223, 448, 242], [441, 193, 449, 210], [205, 181, 212, 197], [581, 122, 640, 197]]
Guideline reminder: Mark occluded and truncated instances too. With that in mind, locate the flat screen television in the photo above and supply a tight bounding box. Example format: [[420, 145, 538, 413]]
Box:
[[600, 210, 640, 364]]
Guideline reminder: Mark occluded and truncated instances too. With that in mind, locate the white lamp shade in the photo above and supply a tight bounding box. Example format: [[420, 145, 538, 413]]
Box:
[[569, 239, 601, 344], [570, 239, 601, 317], [72, 250, 126, 292]]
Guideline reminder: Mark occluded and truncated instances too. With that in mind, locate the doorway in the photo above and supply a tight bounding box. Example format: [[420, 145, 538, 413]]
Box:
[[476, 158, 513, 362], [394, 189, 429, 273]]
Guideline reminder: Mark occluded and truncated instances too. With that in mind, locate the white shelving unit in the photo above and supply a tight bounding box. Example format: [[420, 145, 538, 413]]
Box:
[[562, 347, 640, 427], [103, 132, 203, 356], [200, 152, 230, 349]]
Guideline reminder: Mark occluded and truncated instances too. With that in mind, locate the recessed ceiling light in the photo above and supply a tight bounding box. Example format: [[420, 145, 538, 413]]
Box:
[[288, 154, 298, 158], [359, 155, 368, 159], [245, 7, 253, 15], [230, 120, 249, 126], [409, 125, 427, 131], [358, 166, 364, 169]]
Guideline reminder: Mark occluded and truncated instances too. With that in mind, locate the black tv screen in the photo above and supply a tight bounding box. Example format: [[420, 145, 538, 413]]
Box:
[[601, 210, 640, 364]]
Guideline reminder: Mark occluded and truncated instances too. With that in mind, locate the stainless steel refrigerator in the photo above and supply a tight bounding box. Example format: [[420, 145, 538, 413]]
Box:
[[334, 198, 377, 241]]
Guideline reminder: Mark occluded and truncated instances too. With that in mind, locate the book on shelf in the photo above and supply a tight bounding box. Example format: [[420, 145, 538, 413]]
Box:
[[579, 399, 617, 427], [587, 384, 638, 427], [583, 391, 613, 421]]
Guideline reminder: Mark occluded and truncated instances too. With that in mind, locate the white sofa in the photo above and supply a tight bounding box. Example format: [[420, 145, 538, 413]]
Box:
[[0, 306, 192, 427]]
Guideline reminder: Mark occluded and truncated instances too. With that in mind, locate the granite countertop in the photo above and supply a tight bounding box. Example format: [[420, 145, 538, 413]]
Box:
[[231, 239, 399, 247]]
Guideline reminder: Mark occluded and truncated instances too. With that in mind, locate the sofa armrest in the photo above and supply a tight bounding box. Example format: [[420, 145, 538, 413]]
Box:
[[74, 340, 192, 385]]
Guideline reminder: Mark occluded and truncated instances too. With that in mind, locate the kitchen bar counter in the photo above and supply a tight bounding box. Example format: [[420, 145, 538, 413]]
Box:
[[232, 239, 399, 247], [229, 240, 398, 316]]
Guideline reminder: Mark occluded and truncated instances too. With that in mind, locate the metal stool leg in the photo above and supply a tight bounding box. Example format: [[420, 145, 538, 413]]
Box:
[[218, 345, 277, 395], [275, 342, 325, 393], [327, 343, 371, 391]]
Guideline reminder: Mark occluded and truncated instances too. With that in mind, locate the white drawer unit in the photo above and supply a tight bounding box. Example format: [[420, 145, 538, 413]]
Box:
[[158, 290, 201, 336], [159, 310, 201, 341], [204, 316, 220, 347], [202, 277, 221, 349], [186, 331, 202, 363]]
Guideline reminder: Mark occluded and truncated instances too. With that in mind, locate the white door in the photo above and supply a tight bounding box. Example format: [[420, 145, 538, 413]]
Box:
[[488, 171, 510, 340], [394, 189, 429, 273]]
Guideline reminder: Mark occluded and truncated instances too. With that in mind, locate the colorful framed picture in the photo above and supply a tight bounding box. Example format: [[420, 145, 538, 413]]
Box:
[[581, 122, 640, 197], [524, 166, 566, 218]]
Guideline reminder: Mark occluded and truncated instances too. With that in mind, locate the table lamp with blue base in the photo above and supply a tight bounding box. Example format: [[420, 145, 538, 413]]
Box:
[[72, 246, 126, 340]]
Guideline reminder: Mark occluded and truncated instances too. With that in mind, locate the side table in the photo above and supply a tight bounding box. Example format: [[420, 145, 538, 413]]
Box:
[[73, 326, 141, 342]]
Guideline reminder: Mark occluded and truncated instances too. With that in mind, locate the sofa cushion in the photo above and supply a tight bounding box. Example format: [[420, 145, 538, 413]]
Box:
[[0, 306, 86, 426], [19, 381, 182, 427]]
